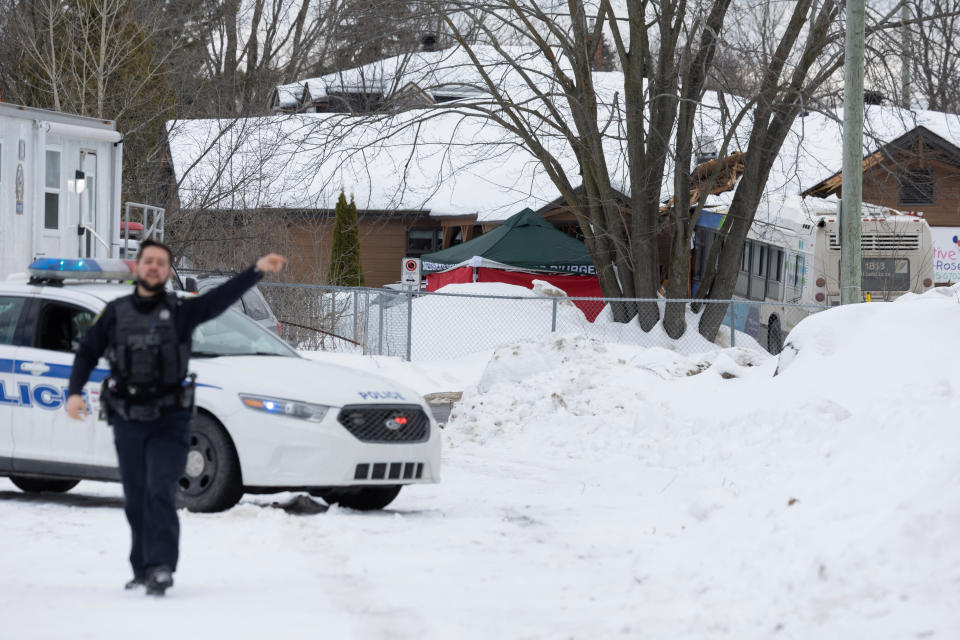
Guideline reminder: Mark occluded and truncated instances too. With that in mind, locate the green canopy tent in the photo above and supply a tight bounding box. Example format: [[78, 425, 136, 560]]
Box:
[[421, 209, 605, 320], [420, 208, 595, 275]]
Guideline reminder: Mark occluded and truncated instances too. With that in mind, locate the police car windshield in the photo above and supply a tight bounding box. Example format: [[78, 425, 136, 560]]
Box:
[[191, 309, 296, 358]]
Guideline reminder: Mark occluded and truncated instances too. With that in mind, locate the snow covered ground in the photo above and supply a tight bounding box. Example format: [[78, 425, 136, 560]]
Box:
[[2, 286, 958, 639]]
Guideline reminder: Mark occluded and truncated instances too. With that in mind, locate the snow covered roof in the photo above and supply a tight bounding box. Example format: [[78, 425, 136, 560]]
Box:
[[272, 82, 304, 110], [173, 70, 960, 225], [271, 45, 567, 110], [302, 78, 328, 101], [167, 110, 580, 220]]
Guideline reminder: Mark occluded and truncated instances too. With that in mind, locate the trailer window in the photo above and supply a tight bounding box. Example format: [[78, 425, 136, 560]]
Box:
[[44, 150, 61, 230]]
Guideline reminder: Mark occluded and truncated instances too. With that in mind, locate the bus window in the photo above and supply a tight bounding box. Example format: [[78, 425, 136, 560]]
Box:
[[795, 255, 805, 289], [736, 241, 751, 297], [766, 248, 783, 300], [750, 242, 766, 300]]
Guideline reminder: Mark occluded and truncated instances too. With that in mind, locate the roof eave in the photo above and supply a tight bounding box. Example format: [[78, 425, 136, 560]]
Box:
[[801, 125, 960, 198]]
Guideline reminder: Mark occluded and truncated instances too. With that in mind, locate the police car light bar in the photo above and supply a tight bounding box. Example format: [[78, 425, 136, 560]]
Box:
[[28, 258, 136, 281]]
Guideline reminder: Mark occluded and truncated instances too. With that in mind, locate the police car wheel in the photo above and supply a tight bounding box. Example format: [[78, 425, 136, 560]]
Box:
[[9, 475, 80, 494], [315, 485, 402, 511], [176, 413, 243, 513]]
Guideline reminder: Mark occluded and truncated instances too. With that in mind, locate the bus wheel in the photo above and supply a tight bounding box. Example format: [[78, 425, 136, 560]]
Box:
[[767, 316, 783, 355]]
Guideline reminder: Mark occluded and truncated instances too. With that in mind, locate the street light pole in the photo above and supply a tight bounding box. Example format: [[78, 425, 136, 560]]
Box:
[[840, 0, 865, 305]]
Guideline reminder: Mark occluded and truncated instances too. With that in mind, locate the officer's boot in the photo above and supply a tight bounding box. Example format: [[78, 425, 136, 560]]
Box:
[[124, 576, 146, 590], [145, 565, 174, 596]]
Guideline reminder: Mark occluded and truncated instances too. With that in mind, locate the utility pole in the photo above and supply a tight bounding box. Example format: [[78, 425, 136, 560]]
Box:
[[901, 2, 911, 107], [840, 0, 864, 305]]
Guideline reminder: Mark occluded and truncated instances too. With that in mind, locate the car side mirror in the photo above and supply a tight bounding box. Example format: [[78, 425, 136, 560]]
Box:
[[185, 277, 198, 293]]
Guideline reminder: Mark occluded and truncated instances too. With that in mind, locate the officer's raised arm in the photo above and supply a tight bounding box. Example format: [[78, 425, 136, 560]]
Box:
[[256, 254, 287, 273]]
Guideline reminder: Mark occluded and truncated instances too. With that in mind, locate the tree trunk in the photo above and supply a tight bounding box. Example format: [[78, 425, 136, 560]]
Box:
[[699, 0, 840, 340], [223, 0, 240, 111], [663, 220, 691, 338]]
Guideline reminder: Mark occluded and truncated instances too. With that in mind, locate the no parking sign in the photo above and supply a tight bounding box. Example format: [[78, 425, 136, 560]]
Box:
[[401, 257, 421, 288]]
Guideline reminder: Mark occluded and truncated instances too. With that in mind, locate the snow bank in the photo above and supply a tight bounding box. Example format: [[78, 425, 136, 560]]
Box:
[[446, 284, 960, 636]]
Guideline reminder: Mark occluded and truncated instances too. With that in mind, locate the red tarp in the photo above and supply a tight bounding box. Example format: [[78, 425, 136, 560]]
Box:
[[426, 267, 606, 322], [425, 266, 474, 290]]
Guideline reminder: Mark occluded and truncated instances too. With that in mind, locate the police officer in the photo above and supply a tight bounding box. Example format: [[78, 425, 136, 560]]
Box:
[[65, 240, 287, 596]]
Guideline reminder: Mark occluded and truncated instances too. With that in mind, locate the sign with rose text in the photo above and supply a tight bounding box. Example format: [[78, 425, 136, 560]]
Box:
[[931, 227, 960, 284]]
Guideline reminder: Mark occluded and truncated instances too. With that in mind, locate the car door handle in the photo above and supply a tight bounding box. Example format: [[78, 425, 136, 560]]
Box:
[[20, 361, 50, 375]]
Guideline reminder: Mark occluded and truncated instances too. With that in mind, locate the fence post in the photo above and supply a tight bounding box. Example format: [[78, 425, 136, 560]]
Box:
[[405, 290, 413, 362], [729, 301, 736, 348], [363, 290, 369, 354], [378, 297, 385, 356], [551, 298, 558, 332], [352, 290, 359, 343]]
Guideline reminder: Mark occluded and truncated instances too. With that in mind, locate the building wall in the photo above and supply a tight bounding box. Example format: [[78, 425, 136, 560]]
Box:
[[861, 155, 960, 227], [286, 214, 436, 287]]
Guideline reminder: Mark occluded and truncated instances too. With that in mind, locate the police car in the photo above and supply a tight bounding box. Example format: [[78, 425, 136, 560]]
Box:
[[0, 258, 440, 512]]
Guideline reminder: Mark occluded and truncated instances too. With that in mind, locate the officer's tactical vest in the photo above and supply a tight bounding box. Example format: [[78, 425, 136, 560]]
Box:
[[107, 293, 189, 397]]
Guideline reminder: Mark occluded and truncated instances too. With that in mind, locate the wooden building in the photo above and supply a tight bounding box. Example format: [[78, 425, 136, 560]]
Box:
[[286, 211, 451, 287], [802, 126, 960, 227]]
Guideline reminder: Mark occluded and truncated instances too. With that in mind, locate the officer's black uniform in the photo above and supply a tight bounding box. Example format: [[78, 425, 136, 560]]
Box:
[[67, 265, 264, 587]]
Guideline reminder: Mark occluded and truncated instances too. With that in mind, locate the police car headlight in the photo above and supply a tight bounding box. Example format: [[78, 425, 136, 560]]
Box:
[[239, 394, 330, 422]]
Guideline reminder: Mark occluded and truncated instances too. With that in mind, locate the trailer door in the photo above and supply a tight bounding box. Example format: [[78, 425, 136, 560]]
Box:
[[80, 150, 98, 257]]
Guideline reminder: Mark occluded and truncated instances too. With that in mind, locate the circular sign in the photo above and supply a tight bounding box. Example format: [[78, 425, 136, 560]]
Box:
[[404, 260, 418, 271]]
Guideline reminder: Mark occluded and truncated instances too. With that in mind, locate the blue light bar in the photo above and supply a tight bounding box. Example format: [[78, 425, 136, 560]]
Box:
[[28, 258, 136, 281], [30, 258, 100, 272]]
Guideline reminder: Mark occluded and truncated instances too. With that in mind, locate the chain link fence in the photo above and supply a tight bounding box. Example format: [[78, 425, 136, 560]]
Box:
[[259, 282, 827, 361]]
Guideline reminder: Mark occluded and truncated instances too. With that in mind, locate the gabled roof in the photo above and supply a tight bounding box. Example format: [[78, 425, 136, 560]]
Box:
[[271, 83, 303, 110], [534, 185, 631, 218], [801, 126, 960, 198], [390, 82, 435, 109]]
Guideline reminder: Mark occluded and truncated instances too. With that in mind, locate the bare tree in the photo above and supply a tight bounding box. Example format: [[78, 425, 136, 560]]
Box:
[[358, 1, 836, 338], [0, 0, 179, 205], [326, 0, 921, 341], [169, 0, 352, 116], [866, 0, 960, 112]]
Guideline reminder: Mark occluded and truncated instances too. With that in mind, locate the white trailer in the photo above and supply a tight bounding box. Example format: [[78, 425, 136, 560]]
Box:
[[0, 102, 153, 279]]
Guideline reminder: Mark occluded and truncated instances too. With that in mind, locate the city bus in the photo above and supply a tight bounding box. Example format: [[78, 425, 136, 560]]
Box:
[[692, 205, 934, 353]]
